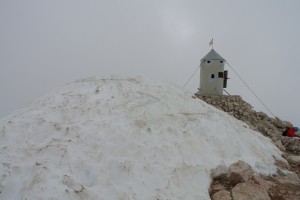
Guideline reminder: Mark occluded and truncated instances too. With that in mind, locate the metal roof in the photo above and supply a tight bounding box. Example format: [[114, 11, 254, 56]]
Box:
[[201, 49, 225, 61]]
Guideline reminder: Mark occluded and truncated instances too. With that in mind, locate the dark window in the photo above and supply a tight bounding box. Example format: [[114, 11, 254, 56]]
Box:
[[218, 72, 224, 78], [211, 74, 215, 78], [220, 60, 223, 63], [207, 60, 211, 63]]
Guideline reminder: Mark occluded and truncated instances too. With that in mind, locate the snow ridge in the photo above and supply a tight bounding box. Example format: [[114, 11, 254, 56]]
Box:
[[0, 76, 283, 199]]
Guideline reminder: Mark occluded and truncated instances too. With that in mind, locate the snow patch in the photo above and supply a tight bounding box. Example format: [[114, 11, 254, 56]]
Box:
[[0, 76, 284, 199]]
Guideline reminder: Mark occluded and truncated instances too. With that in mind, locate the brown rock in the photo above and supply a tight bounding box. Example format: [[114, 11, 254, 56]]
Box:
[[233, 102, 239, 107], [275, 159, 290, 170], [232, 180, 270, 200], [286, 155, 300, 166], [212, 190, 232, 200], [274, 172, 300, 186], [251, 175, 275, 190], [228, 160, 254, 186], [211, 183, 226, 192]]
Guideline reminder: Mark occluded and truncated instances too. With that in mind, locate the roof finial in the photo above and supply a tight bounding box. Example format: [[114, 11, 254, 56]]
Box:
[[209, 38, 213, 49]]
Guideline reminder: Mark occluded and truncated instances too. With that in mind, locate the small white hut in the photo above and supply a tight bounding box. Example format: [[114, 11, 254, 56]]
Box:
[[198, 49, 228, 95]]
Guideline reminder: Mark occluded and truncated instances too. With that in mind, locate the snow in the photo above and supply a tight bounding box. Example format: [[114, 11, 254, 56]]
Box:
[[0, 76, 284, 199]]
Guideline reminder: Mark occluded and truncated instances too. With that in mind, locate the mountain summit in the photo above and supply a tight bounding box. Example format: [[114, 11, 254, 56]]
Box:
[[0, 76, 283, 199]]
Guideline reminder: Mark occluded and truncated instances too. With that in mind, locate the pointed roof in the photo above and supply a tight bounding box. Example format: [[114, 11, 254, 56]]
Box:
[[201, 49, 225, 61]]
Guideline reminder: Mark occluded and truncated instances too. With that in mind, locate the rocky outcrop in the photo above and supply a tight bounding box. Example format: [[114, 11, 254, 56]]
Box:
[[282, 137, 300, 153], [210, 160, 300, 200], [197, 95, 300, 153]]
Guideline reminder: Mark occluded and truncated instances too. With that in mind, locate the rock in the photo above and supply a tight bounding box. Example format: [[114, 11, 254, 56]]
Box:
[[274, 159, 290, 170], [242, 111, 250, 116], [211, 183, 226, 192], [231, 180, 270, 200], [251, 175, 275, 191], [274, 172, 300, 186], [271, 134, 282, 143], [212, 190, 232, 200], [286, 155, 300, 166], [265, 130, 274, 137], [228, 160, 254, 186], [233, 102, 239, 106], [256, 112, 268, 120], [281, 138, 300, 153], [270, 118, 284, 128], [282, 120, 293, 128]]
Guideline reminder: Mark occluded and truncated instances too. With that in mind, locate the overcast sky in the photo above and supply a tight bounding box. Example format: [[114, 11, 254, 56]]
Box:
[[1, 0, 300, 126]]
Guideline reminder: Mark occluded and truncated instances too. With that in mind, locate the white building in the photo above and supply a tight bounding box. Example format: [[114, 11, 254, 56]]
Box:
[[198, 49, 228, 96]]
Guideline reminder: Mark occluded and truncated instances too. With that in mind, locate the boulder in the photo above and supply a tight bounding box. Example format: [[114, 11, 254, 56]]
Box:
[[274, 159, 290, 170], [286, 155, 300, 166], [281, 120, 293, 128], [274, 140, 286, 151], [274, 172, 300, 186], [211, 183, 226, 192], [212, 190, 232, 200], [232, 180, 270, 200], [280, 137, 300, 153], [256, 112, 268, 120], [251, 175, 275, 191], [227, 160, 254, 186]]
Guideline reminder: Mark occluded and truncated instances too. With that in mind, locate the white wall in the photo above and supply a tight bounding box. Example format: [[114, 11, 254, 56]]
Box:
[[199, 60, 225, 95]]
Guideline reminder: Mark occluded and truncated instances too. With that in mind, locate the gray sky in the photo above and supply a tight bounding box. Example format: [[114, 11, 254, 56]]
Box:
[[1, 0, 300, 127]]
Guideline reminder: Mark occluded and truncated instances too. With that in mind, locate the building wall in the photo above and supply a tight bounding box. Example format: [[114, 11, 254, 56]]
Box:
[[199, 60, 224, 95]]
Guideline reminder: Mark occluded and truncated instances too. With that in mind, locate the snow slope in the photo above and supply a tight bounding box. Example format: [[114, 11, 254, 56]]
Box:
[[0, 76, 284, 199]]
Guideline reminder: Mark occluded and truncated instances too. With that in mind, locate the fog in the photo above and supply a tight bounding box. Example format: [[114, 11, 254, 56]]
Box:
[[1, 0, 299, 126]]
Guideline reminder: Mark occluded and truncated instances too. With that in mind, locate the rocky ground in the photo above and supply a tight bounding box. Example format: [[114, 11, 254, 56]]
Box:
[[196, 95, 300, 200], [209, 159, 300, 200]]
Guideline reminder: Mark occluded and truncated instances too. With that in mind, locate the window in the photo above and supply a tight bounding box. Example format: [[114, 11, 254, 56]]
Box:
[[211, 74, 215, 78], [218, 72, 224, 78]]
